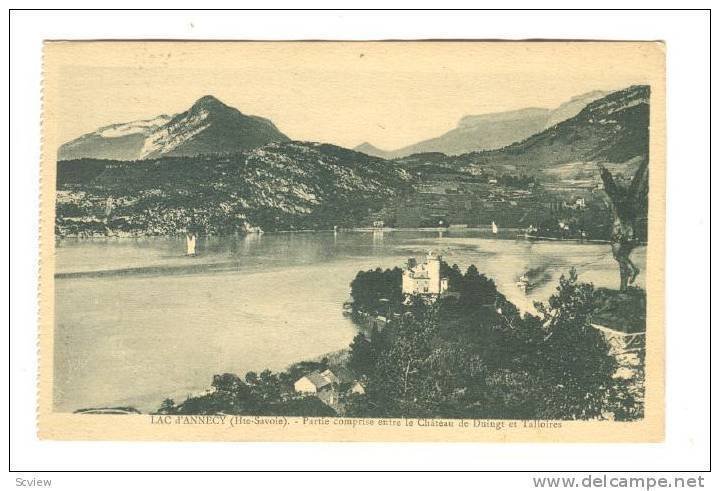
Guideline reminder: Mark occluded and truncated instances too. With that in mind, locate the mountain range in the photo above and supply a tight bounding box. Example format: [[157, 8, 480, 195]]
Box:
[[55, 87, 649, 237], [461, 85, 650, 170], [353, 90, 608, 159], [57, 95, 289, 161]]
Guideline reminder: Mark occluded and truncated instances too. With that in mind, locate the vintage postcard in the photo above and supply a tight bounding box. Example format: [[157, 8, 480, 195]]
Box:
[[39, 41, 665, 441]]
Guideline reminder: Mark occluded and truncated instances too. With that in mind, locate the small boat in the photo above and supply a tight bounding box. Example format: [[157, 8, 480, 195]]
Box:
[[518, 225, 538, 240], [491, 221, 498, 234], [516, 273, 530, 293], [516, 266, 552, 294]]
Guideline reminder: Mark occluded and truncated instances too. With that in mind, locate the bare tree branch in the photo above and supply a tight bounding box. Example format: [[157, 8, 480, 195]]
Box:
[[598, 164, 622, 203], [599, 158, 649, 290]]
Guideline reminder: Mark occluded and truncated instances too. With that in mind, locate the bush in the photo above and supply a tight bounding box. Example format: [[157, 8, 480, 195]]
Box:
[[592, 287, 646, 332]]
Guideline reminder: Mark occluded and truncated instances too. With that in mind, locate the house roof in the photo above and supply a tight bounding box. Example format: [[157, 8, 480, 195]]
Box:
[[298, 366, 359, 390], [324, 366, 357, 385], [301, 371, 332, 390]]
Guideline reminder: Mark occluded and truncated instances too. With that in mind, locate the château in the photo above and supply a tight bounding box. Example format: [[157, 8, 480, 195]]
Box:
[[402, 251, 449, 295]]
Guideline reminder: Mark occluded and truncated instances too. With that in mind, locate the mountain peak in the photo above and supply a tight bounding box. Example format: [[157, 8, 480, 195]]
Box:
[[59, 96, 289, 161], [355, 142, 383, 151], [353, 142, 393, 159], [190, 95, 232, 113]]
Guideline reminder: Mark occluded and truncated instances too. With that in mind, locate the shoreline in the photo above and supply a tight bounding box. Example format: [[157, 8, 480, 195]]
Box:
[[56, 226, 616, 242]]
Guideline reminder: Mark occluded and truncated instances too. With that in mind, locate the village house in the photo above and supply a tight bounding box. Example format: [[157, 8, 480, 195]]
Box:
[[402, 251, 449, 296], [294, 371, 332, 394], [294, 367, 365, 406]]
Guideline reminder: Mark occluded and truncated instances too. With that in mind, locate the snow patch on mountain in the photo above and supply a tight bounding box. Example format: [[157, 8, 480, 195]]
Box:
[[139, 109, 214, 158], [96, 115, 173, 138]]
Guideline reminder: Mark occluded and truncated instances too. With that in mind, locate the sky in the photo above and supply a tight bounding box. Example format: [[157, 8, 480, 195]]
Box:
[[47, 41, 663, 150]]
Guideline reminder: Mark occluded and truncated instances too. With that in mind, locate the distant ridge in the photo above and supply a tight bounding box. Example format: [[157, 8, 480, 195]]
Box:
[[354, 90, 608, 159]]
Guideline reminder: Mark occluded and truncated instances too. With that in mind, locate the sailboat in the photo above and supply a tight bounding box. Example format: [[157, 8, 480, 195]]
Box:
[[186, 233, 197, 256], [491, 221, 498, 235]]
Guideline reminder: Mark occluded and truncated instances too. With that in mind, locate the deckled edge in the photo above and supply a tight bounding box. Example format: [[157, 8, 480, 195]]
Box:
[[36, 41, 47, 439]]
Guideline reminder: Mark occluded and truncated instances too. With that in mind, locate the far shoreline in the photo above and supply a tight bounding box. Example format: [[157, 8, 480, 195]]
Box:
[[55, 226, 620, 243]]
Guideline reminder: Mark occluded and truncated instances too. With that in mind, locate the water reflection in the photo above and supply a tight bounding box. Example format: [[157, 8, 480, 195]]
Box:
[[372, 229, 384, 247]]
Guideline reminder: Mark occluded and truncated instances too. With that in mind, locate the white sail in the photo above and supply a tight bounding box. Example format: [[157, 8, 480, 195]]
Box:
[[104, 197, 114, 217], [492, 221, 498, 234], [186, 234, 196, 256]]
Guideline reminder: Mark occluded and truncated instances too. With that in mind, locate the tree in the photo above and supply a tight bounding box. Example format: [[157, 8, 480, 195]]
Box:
[[211, 373, 246, 393], [348, 333, 374, 376], [460, 264, 499, 307], [157, 398, 175, 414], [349, 267, 403, 313], [598, 158, 649, 290], [368, 308, 442, 417], [256, 369, 283, 401], [440, 261, 463, 291], [244, 371, 259, 386], [533, 269, 618, 419]]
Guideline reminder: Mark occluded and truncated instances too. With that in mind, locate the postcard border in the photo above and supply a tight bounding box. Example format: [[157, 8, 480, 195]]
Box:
[[37, 40, 666, 443]]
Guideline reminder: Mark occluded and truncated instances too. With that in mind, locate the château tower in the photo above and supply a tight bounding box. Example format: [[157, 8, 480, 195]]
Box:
[[402, 250, 449, 295], [425, 250, 441, 290]]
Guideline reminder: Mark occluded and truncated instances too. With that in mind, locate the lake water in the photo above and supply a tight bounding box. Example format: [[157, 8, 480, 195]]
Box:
[[54, 230, 646, 412]]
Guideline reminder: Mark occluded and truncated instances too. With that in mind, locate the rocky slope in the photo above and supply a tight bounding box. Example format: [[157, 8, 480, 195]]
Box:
[[396, 86, 649, 175], [56, 142, 411, 237], [468, 85, 650, 170]]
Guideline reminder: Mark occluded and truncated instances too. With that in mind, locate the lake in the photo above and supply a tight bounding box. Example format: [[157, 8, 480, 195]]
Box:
[[54, 230, 646, 412]]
